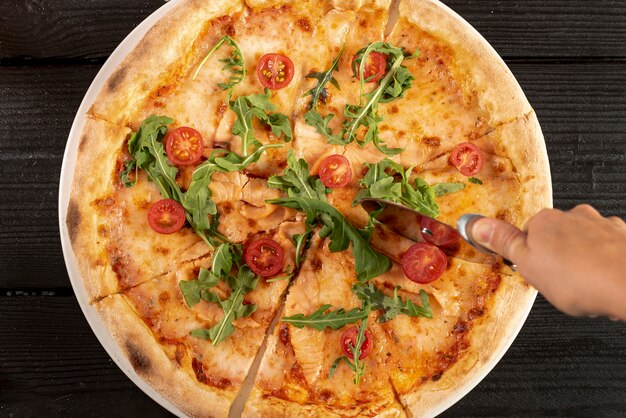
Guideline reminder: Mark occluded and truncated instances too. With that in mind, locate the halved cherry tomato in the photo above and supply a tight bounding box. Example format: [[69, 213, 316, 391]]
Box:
[[450, 142, 484, 176], [341, 327, 373, 360], [318, 155, 352, 188], [165, 126, 204, 166], [420, 217, 461, 248], [244, 238, 284, 277], [352, 51, 388, 83], [402, 242, 447, 284], [147, 199, 186, 234], [256, 53, 295, 90]]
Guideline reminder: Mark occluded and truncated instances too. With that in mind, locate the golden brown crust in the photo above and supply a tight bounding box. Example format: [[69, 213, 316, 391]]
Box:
[[89, 0, 244, 125], [399, 276, 535, 417], [397, 0, 532, 124], [68, 117, 130, 300], [94, 295, 234, 418], [500, 111, 553, 225]]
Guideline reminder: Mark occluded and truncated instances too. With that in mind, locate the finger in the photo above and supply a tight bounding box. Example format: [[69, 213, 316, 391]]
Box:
[[571, 204, 600, 217], [470, 218, 528, 262]]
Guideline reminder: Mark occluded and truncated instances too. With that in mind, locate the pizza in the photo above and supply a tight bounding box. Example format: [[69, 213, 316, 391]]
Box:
[[65, 0, 551, 416]]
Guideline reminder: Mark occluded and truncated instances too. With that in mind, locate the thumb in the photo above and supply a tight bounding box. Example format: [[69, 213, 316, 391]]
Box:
[[470, 218, 528, 263]]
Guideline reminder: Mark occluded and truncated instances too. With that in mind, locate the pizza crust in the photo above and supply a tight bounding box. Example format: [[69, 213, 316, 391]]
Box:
[[94, 294, 234, 417], [89, 0, 244, 125], [67, 117, 130, 301], [397, 0, 532, 124], [399, 275, 535, 417]]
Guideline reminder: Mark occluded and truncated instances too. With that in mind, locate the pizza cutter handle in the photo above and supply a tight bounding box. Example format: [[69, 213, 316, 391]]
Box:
[[457, 214, 518, 271]]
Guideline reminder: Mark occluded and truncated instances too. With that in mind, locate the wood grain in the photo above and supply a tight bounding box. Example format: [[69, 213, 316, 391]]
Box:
[[0, 1, 625, 61], [0, 295, 623, 417]]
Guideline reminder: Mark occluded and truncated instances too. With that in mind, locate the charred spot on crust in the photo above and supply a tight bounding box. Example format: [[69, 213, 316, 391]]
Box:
[[221, 202, 234, 215], [78, 133, 90, 153], [422, 136, 441, 147], [296, 17, 312, 32], [317, 389, 335, 403], [452, 321, 469, 334], [216, 101, 228, 117], [431, 373, 442, 382], [468, 307, 484, 320], [66, 199, 81, 242], [154, 246, 170, 255], [278, 324, 290, 346], [97, 225, 108, 237], [310, 254, 323, 272], [192, 357, 207, 383], [158, 291, 170, 304], [247, 218, 257, 228], [175, 344, 186, 365], [225, 23, 236, 37], [125, 340, 151, 374], [107, 68, 127, 93], [388, 105, 399, 114]]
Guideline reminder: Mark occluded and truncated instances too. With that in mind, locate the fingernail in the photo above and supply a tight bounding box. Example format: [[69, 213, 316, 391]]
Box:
[[472, 219, 494, 245]]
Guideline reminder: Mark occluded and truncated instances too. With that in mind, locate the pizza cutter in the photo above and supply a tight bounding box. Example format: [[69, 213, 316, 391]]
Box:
[[360, 197, 517, 272]]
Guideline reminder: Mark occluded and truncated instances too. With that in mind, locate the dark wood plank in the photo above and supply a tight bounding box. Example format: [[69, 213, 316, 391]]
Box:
[[0, 61, 624, 289], [1, 295, 624, 417], [444, 0, 626, 59], [0, 0, 163, 61], [0, 296, 174, 418], [511, 61, 626, 218], [0, 1, 625, 61], [0, 65, 100, 291]]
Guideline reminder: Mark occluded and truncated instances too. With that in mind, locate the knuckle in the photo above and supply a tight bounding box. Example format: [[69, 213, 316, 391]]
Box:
[[573, 204, 598, 216]]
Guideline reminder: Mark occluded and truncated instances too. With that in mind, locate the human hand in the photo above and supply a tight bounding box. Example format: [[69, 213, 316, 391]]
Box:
[[470, 205, 626, 320]]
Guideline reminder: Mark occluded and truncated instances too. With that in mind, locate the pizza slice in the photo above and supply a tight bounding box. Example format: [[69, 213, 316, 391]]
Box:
[[243, 234, 406, 417], [94, 219, 305, 417]]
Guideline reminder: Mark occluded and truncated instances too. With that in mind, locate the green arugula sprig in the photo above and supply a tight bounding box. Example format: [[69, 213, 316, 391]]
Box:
[[119, 115, 220, 247], [304, 45, 344, 110], [329, 315, 369, 384], [230, 89, 292, 157], [192, 36, 245, 91], [432, 182, 466, 197], [352, 159, 440, 218], [352, 282, 432, 323], [305, 42, 416, 156], [179, 243, 259, 345], [282, 304, 369, 330], [267, 153, 391, 281], [468, 177, 483, 185]]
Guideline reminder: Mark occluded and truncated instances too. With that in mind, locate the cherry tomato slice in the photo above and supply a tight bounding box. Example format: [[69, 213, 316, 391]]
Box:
[[420, 217, 461, 248], [147, 199, 186, 234], [450, 142, 484, 176], [402, 242, 447, 284], [244, 238, 285, 277], [341, 326, 373, 360], [165, 127, 204, 166], [352, 51, 388, 83], [256, 53, 295, 90], [318, 155, 352, 188]]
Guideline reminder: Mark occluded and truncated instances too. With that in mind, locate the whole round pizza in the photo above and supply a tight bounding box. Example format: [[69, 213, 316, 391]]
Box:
[[63, 0, 552, 416]]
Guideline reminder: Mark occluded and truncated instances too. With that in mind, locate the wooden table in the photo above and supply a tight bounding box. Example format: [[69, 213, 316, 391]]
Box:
[[1, 1, 625, 416]]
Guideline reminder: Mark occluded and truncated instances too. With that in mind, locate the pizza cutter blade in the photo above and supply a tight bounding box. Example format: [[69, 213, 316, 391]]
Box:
[[359, 197, 517, 272]]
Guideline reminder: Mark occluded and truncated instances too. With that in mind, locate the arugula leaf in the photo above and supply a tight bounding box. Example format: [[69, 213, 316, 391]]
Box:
[[183, 243, 259, 345], [432, 182, 466, 197], [352, 282, 432, 322], [293, 228, 314, 268], [468, 177, 483, 185], [267, 150, 328, 201], [305, 42, 416, 156], [268, 196, 391, 281], [304, 45, 344, 110], [353, 159, 439, 218], [193, 36, 245, 91], [282, 304, 369, 330], [329, 316, 369, 384], [120, 159, 137, 187], [230, 89, 292, 156]]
